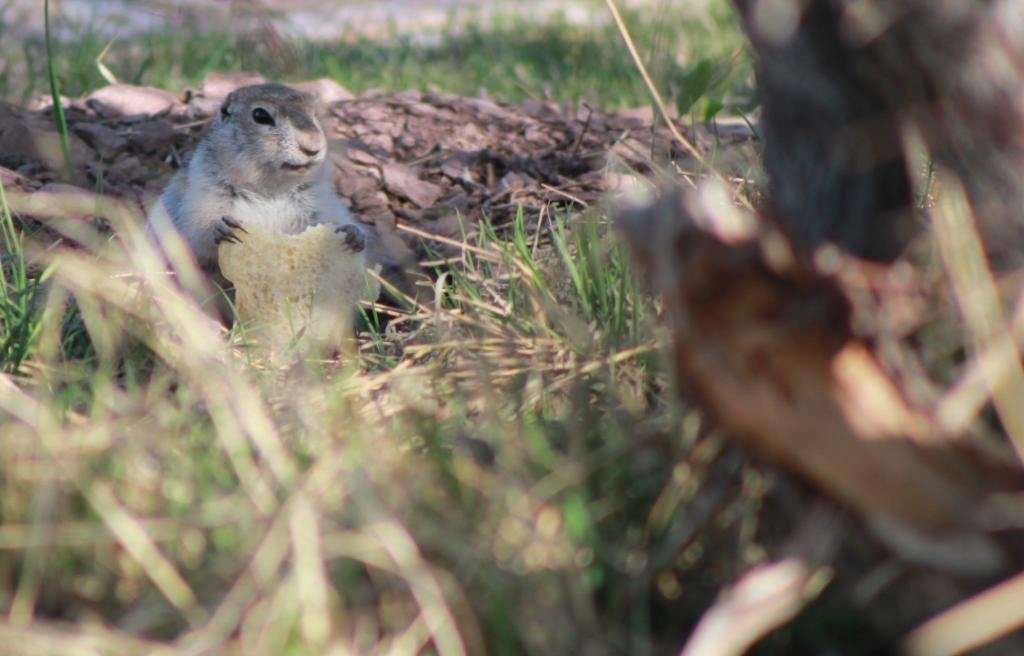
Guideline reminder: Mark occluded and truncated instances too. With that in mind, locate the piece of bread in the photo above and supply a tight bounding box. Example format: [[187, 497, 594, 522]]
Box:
[[219, 223, 379, 354]]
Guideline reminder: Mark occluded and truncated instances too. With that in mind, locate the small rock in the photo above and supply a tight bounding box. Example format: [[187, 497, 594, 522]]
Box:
[[26, 93, 77, 113], [440, 153, 478, 185], [520, 98, 553, 117], [406, 102, 439, 117], [617, 106, 656, 124], [86, 84, 180, 118], [293, 78, 354, 105], [386, 118, 408, 139], [360, 132, 394, 153], [392, 90, 424, 103], [336, 171, 380, 198], [127, 119, 177, 154], [345, 146, 381, 167], [706, 116, 759, 143], [394, 207, 426, 222], [465, 98, 515, 122], [72, 123, 128, 159], [351, 188, 392, 214], [108, 155, 144, 183], [16, 162, 44, 179], [0, 165, 34, 190], [432, 211, 475, 240], [497, 172, 536, 194], [188, 96, 223, 117], [362, 206, 396, 228], [451, 122, 489, 150], [200, 72, 267, 100], [417, 192, 470, 222], [0, 105, 91, 173], [382, 162, 443, 209], [423, 92, 452, 106], [523, 124, 550, 144], [356, 105, 393, 123]]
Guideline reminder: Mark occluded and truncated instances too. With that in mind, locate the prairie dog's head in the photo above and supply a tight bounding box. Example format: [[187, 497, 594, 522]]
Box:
[[207, 83, 327, 194]]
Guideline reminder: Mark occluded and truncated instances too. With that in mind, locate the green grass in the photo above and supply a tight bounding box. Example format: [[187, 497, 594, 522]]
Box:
[[0, 2, 785, 654], [2, 3, 752, 115], [2, 3, 1014, 653], [0, 180, 49, 374], [42, 0, 73, 181], [0, 193, 767, 653]]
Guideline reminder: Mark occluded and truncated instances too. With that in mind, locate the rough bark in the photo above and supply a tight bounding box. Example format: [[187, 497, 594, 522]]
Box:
[[733, 0, 1024, 263], [617, 188, 1024, 577]]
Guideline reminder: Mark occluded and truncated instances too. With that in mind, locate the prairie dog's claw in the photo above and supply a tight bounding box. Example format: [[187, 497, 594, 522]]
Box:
[[214, 215, 245, 245], [221, 216, 248, 233], [335, 224, 366, 252]]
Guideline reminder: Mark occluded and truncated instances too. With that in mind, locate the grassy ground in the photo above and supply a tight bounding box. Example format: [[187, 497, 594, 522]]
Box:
[[0, 2, 788, 655], [2, 2, 752, 114]]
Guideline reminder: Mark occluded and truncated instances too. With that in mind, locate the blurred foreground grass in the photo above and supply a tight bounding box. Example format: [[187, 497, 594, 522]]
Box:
[[0, 2, 799, 655], [0, 182, 780, 654]]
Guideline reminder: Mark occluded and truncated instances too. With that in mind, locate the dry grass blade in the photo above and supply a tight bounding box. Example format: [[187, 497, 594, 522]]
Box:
[[368, 519, 467, 656], [681, 506, 840, 656], [7, 473, 56, 627], [603, 0, 754, 211], [8, 185, 299, 504], [396, 221, 502, 264], [904, 571, 1024, 656], [176, 508, 292, 654], [87, 483, 208, 628], [0, 376, 207, 628], [938, 295, 1024, 434], [44, 247, 281, 513], [603, 0, 703, 171], [289, 495, 332, 651], [11, 20, 987, 648], [931, 173, 1024, 463], [0, 619, 175, 656], [95, 35, 120, 85]]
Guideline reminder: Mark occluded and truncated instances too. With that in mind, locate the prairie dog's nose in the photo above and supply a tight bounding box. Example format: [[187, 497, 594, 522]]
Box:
[[295, 123, 326, 158]]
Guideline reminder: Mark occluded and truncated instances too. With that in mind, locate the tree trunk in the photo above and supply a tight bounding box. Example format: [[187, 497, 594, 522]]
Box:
[[733, 0, 1024, 264]]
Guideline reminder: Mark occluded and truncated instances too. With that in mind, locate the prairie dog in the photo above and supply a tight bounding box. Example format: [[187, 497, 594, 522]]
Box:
[[147, 82, 365, 280]]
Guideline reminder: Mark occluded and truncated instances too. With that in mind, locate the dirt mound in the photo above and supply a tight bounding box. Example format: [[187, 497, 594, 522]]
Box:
[[0, 74, 755, 275]]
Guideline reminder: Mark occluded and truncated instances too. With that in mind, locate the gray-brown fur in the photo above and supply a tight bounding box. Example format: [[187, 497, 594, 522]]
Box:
[[147, 82, 364, 276]]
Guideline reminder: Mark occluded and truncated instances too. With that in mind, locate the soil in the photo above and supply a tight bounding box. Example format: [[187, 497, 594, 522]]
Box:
[[0, 73, 755, 292]]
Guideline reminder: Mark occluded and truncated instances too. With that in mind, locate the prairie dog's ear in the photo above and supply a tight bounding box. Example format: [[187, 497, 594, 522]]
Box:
[[219, 93, 235, 121], [302, 91, 324, 119]]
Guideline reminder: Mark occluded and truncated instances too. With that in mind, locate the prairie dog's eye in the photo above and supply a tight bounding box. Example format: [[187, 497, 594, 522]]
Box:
[[251, 107, 275, 126], [220, 104, 230, 119]]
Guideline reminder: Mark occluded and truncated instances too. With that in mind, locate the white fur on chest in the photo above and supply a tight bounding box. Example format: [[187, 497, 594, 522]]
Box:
[[230, 193, 312, 234]]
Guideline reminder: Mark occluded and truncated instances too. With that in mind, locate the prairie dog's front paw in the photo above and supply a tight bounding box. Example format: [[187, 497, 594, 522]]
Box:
[[214, 215, 247, 245], [335, 224, 366, 253]]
